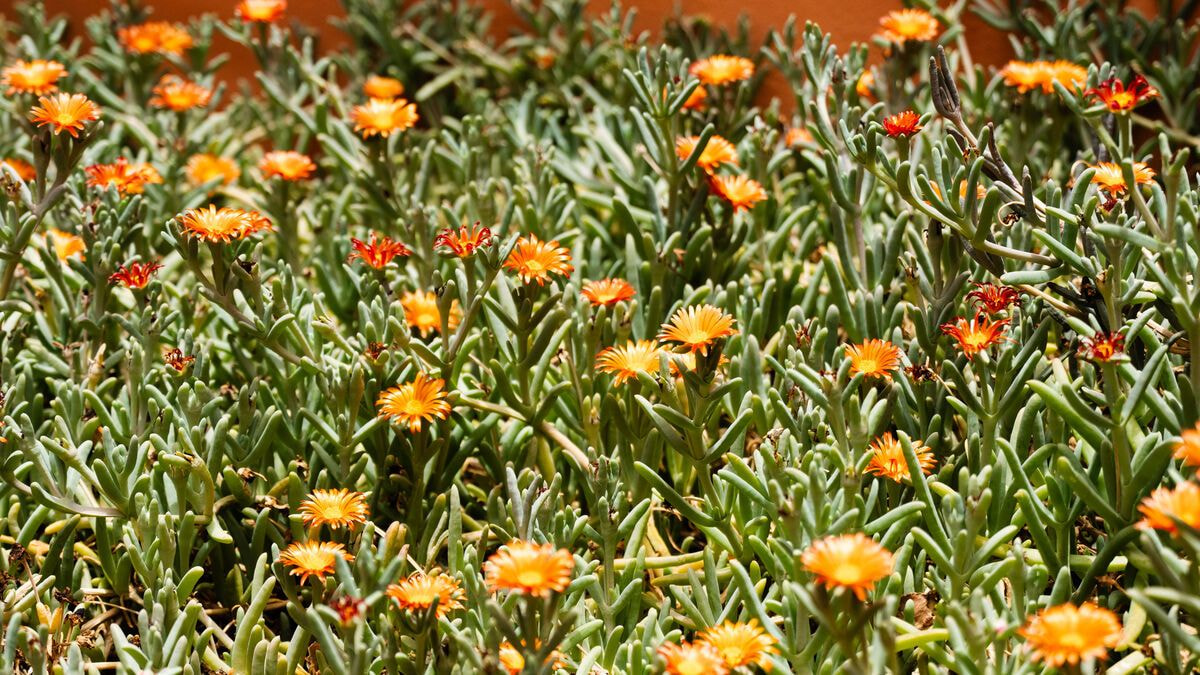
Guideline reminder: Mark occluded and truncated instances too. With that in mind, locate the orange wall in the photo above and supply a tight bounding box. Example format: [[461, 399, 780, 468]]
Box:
[[12, 1, 1016, 77]]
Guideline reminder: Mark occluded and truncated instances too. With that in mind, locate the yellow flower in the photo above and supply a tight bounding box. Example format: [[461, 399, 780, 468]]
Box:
[[483, 540, 574, 596], [1018, 602, 1122, 668], [386, 572, 464, 617], [236, 0, 287, 23], [877, 9, 940, 44], [503, 234, 574, 285], [1089, 161, 1155, 196], [259, 150, 316, 181], [844, 339, 902, 380], [29, 93, 101, 137], [657, 641, 729, 675], [698, 620, 778, 670], [186, 154, 240, 186], [864, 432, 935, 482], [118, 22, 193, 56], [581, 278, 635, 307], [175, 205, 271, 243], [657, 305, 737, 355], [1048, 60, 1088, 92], [1138, 481, 1200, 533], [352, 98, 419, 138], [708, 174, 766, 212], [801, 533, 894, 600], [675, 135, 738, 173], [2, 59, 66, 95], [297, 489, 369, 529], [596, 340, 662, 385], [497, 642, 565, 674], [46, 228, 85, 262], [856, 70, 875, 99], [377, 373, 451, 432], [278, 541, 353, 584], [1174, 422, 1200, 471], [149, 75, 212, 111], [689, 55, 754, 86], [400, 290, 461, 338], [363, 75, 404, 100]]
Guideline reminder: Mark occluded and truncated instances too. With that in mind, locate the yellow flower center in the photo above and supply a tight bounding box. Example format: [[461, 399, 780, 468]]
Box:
[[517, 569, 546, 587], [675, 658, 708, 675], [858, 358, 878, 373]]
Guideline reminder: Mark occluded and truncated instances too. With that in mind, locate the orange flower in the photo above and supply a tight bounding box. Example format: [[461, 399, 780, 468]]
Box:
[[1, 158, 36, 182], [581, 278, 635, 307], [882, 110, 922, 137], [434, 223, 493, 257], [596, 340, 662, 385], [149, 75, 212, 111], [1087, 74, 1158, 112], [330, 596, 365, 624], [377, 373, 451, 432], [118, 22, 193, 56], [497, 642, 565, 674], [681, 84, 708, 110], [1048, 60, 1088, 92], [698, 620, 778, 670], [259, 151, 316, 181], [1088, 161, 1155, 196], [46, 228, 85, 261], [176, 206, 271, 243], [163, 348, 195, 372], [386, 572, 464, 617], [999, 60, 1048, 94], [658, 641, 729, 675], [856, 70, 875, 99], [108, 261, 163, 289], [351, 98, 418, 138], [186, 154, 240, 186], [1173, 422, 1200, 470], [483, 540, 574, 596], [967, 283, 1020, 314], [658, 305, 737, 355], [503, 234, 573, 285], [675, 135, 738, 172], [85, 158, 162, 195], [708, 174, 766, 212], [401, 290, 461, 337], [877, 9, 940, 44], [1018, 603, 1122, 667], [785, 126, 813, 148], [347, 232, 411, 269], [1078, 331, 1126, 363], [363, 75, 404, 100], [801, 533, 894, 600], [29, 93, 101, 137], [2, 59, 66, 95], [864, 432, 935, 482], [297, 489, 369, 529], [1138, 481, 1200, 533], [940, 314, 1009, 359], [236, 0, 287, 23], [844, 339, 902, 380], [689, 55, 754, 86], [278, 541, 353, 584]]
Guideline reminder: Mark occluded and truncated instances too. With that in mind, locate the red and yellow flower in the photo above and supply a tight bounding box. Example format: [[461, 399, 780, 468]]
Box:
[[236, 0, 287, 23], [108, 261, 163, 289], [940, 314, 1009, 359], [85, 158, 162, 195], [1078, 331, 1126, 363], [1088, 161, 1155, 196], [176, 206, 271, 243], [434, 223, 492, 257], [347, 232, 411, 269], [967, 283, 1021, 314], [657, 305, 737, 355], [1087, 74, 1158, 112], [883, 110, 922, 137]]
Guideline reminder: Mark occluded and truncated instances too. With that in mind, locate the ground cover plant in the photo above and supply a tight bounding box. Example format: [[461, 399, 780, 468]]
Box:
[[1, 0, 1200, 672]]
